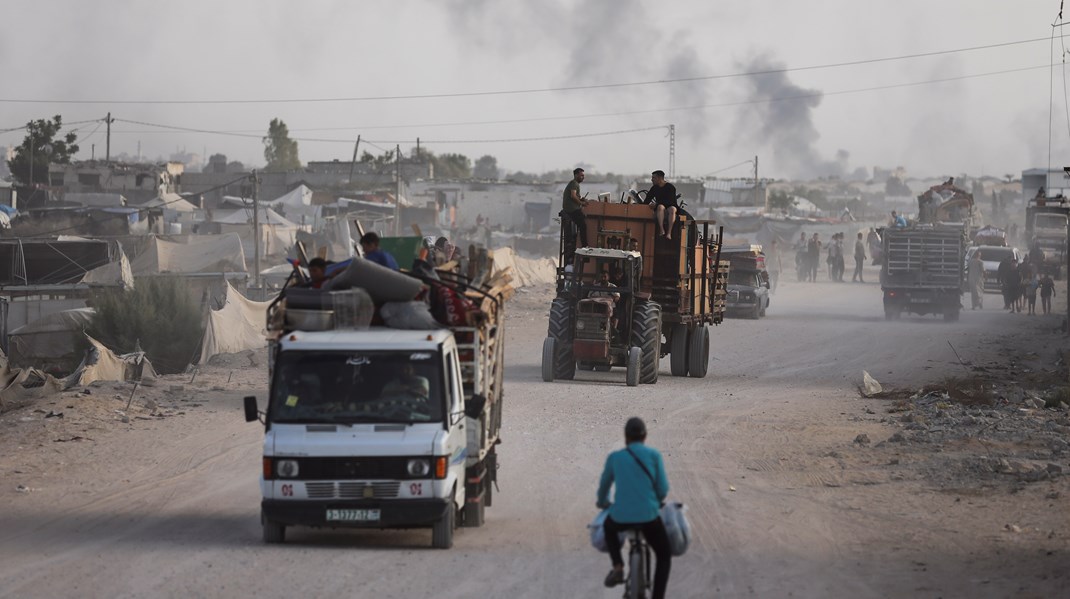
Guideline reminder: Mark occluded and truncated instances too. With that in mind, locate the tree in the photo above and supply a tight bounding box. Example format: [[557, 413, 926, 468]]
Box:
[[6, 115, 79, 186], [768, 189, 797, 211], [433, 153, 472, 179], [262, 118, 300, 171], [473, 155, 498, 179]]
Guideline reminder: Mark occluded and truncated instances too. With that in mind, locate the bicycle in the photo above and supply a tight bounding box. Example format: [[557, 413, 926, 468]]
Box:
[[622, 527, 653, 599]]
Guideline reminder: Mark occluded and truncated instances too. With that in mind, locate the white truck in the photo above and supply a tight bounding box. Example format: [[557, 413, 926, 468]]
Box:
[[244, 279, 505, 549]]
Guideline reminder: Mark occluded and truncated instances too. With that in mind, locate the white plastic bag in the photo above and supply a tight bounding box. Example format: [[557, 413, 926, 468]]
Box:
[[589, 509, 610, 552], [862, 370, 882, 397], [661, 502, 692, 556]]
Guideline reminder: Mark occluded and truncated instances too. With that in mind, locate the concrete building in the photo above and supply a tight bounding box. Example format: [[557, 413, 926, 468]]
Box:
[[47, 161, 184, 205]]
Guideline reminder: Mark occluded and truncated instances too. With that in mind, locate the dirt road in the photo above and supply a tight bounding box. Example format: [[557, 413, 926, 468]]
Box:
[[1, 275, 1067, 598]]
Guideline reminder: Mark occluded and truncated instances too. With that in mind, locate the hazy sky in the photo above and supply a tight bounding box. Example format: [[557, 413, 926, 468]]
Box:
[[2, 0, 1068, 180]]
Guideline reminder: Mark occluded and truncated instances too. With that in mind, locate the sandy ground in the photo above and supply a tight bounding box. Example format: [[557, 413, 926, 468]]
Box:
[[1, 263, 1068, 599]]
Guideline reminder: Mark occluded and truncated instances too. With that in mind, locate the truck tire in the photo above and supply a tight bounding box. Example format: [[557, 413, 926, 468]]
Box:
[[548, 298, 575, 380], [262, 513, 286, 544], [432, 492, 456, 549], [541, 337, 556, 382], [687, 325, 710, 378], [669, 324, 689, 377], [631, 301, 661, 384], [626, 347, 641, 387]]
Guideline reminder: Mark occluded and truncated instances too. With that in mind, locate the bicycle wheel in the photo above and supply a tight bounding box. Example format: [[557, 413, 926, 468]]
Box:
[[627, 549, 644, 599]]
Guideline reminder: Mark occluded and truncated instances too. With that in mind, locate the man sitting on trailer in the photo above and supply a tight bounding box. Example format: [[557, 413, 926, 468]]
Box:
[[643, 170, 681, 240]]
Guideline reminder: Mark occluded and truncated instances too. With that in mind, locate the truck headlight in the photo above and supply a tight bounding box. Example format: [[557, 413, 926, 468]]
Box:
[[276, 459, 299, 478], [576, 320, 586, 330], [407, 458, 430, 477]]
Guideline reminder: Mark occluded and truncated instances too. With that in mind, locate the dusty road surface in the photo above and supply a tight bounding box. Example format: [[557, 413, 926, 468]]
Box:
[[1, 272, 1068, 598]]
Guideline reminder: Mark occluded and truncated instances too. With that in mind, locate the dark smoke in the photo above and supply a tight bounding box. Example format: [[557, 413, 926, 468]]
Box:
[[732, 55, 852, 179]]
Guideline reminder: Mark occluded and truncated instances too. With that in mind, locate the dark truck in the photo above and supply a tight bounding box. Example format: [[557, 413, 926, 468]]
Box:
[[721, 245, 770, 319], [1025, 196, 1069, 279], [880, 224, 968, 321]]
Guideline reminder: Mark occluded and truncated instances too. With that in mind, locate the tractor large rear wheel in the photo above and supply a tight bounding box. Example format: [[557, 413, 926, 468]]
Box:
[[631, 301, 662, 384], [669, 324, 689, 377], [548, 298, 575, 380]]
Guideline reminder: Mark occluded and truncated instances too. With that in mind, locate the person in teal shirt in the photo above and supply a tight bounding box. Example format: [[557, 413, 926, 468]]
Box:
[[596, 417, 672, 599]]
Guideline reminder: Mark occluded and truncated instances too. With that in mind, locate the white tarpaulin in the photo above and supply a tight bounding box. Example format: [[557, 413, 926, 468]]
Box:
[[144, 193, 200, 212], [64, 335, 157, 388], [270, 184, 320, 224], [8, 308, 95, 369], [131, 234, 247, 275], [490, 247, 556, 288], [199, 281, 270, 364], [80, 251, 134, 289]]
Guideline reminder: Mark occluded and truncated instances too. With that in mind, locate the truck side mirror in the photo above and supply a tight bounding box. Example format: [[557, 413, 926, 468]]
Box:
[[243, 396, 259, 423], [465, 394, 487, 420]]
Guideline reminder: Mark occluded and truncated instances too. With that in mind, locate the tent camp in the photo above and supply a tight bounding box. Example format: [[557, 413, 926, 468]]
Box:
[[199, 281, 270, 364], [269, 184, 320, 225]]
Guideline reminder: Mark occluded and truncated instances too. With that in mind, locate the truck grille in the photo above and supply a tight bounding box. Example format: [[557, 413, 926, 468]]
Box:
[[304, 481, 401, 499]]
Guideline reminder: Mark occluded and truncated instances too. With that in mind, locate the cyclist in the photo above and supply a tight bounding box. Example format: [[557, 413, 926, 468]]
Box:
[[596, 417, 672, 599]]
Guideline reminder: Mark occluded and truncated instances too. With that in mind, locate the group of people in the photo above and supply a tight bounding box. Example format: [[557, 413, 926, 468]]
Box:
[[561, 168, 682, 259], [991, 253, 1058, 315], [793, 231, 868, 283], [301, 231, 403, 288]]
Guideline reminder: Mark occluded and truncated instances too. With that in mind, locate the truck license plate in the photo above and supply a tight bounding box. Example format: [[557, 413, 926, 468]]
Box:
[[909, 297, 930, 303], [326, 509, 380, 522]]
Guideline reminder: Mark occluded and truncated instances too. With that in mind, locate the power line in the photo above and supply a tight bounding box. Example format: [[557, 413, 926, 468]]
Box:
[[0, 36, 1051, 106], [103, 64, 1046, 145]]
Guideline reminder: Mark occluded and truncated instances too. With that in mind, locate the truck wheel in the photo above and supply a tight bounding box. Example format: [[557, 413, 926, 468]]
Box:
[[626, 347, 641, 387], [541, 337, 556, 382], [262, 513, 286, 544], [631, 301, 662, 384], [548, 298, 575, 380], [669, 324, 689, 377], [760, 300, 767, 317], [687, 325, 710, 378], [432, 493, 456, 549]]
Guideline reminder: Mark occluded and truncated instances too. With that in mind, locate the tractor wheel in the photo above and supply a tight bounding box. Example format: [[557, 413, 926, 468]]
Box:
[[631, 301, 662, 384], [687, 325, 710, 378], [541, 338, 556, 382], [548, 298, 575, 380], [625, 347, 641, 387], [669, 324, 689, 377]]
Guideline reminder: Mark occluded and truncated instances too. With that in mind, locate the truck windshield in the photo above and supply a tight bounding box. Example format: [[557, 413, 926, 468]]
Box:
[[269, 350, 444, 424], [1035, 213, 1067, 232], [728, 270, 757, 286], [977, 248, 1013, 262]]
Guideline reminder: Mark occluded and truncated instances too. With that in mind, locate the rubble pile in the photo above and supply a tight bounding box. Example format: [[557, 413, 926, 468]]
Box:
[[866, 379, 1070, 487]]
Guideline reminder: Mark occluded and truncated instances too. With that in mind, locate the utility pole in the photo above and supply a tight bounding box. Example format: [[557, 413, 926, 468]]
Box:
[[668, 124, 676, 179], [347, 135, 361, 183], [104, 112, 114, 164], [394, 144, 402, 236], [754, 155, 761, 209], [251, 170, 261, 290]]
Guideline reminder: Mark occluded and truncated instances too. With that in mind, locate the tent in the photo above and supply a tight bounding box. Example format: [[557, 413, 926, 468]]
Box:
[[212, 207, 302, 257], [8, 308, 95, 371], [199, 281, 270, 364], [63, 335, 157, 388], [130, 234, 247, 275], [269, 184, 320, 225], [143, 192, 200, 212]]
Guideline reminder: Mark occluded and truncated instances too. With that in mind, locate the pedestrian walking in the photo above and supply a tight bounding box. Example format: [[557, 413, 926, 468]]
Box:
[[1040, 273, 1056, 315], [1026, 275, 1040, 315], [807, 233, 821, 282], [767, 239, 783, 293], [852, 232, 866, 283], [967, 251, 984, 310], [794, 232, 808, 282], [998, 255, 1018, 311], [832, 233, 846, 281], [1016, 258, 1034, 313]]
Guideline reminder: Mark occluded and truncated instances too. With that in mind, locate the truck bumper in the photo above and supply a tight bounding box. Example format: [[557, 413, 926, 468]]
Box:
[[262, 498, 450, 528], [883, 289, 960, 315]]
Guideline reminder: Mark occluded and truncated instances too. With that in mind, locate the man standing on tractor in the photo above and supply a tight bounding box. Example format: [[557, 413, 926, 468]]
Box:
[[643, 170, 680, 240], [562, 168, 589, 252]]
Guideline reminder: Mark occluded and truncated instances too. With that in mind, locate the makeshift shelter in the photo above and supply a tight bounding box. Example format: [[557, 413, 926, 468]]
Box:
[[269, 184, 320, 225], [199, 281, 270, 364], [130, 234, 247, 276], [210, 207, 302, 257], [8, 308, 95, 372], [63, 335, 157, 388]]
